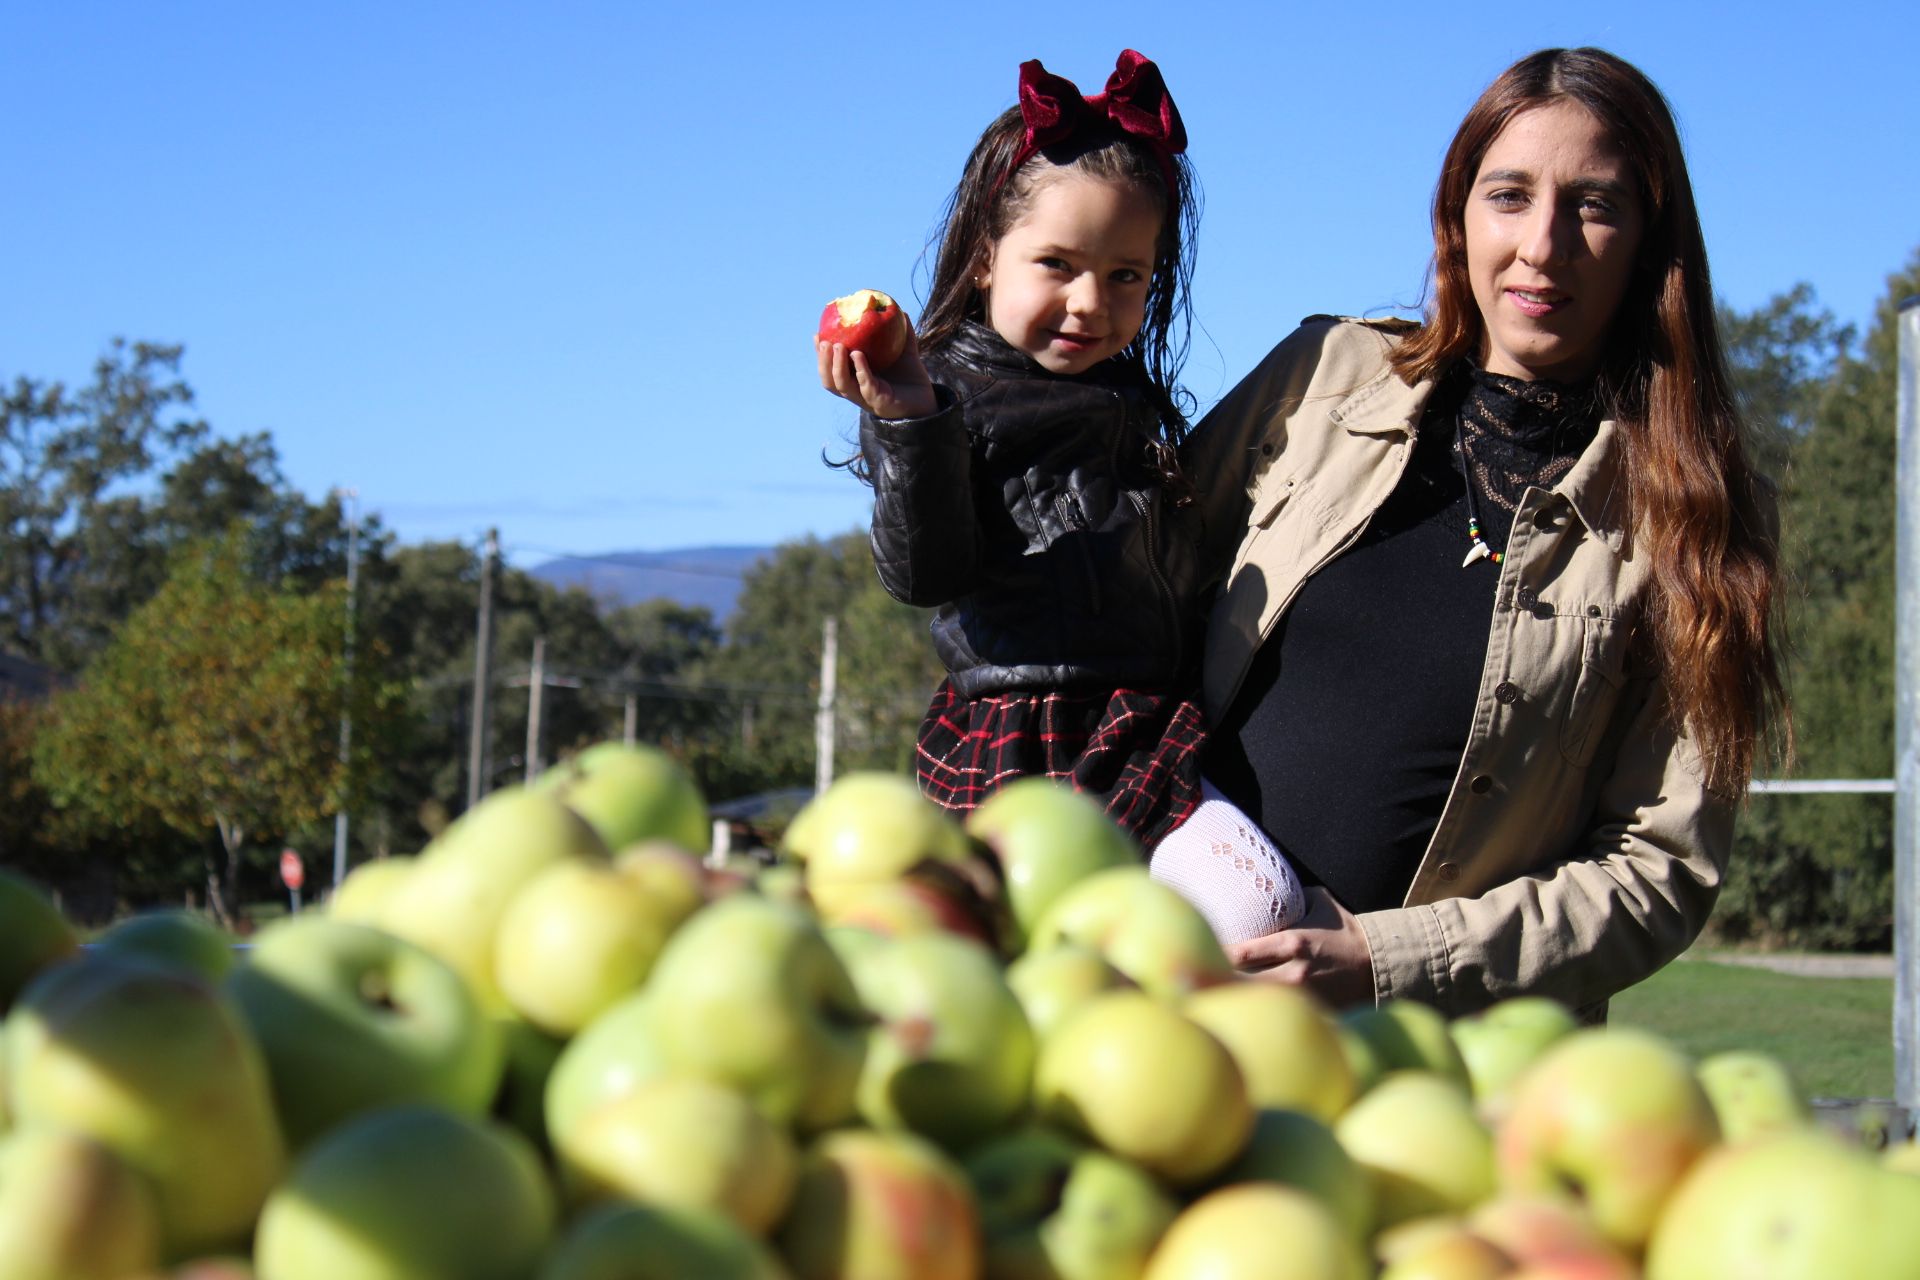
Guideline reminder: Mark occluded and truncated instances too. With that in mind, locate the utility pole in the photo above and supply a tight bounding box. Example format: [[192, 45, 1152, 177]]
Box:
[[814, 616, 838, 795], [332, 488, 360, 890], [525, 636, 547, 782], [1896, 297, 1918, 1117], [466, 528, 499, 810], [623, 690, 638, 745]]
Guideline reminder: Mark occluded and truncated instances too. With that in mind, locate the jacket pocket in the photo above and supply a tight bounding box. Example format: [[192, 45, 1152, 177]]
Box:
[[1560, 612, 1630, 767]]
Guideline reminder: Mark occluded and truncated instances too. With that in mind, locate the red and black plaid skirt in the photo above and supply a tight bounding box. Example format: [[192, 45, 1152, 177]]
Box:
[[915, 679, 1207, 849]]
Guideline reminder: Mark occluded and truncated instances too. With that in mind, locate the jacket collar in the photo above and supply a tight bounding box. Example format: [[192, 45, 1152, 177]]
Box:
[[945, 320, 1144, 391], [1328, 359, 1629, 555]]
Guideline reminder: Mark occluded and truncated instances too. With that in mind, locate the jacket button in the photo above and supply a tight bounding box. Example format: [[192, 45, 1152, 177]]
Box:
[[1494, 681, 1520, 705], [1533, 509, 1559, 530], [1532, 601, 1554, 620], [1437, 862, 1460, 882], [1587, 605, 1603, 618], [1469, 774, 1493, 794]]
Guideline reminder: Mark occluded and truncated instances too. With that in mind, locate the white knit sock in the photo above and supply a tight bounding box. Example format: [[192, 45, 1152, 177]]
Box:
[[1149, 780, 1306, 943]]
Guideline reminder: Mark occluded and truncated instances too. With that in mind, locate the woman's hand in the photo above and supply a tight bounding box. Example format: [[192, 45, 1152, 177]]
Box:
[[816, 327, 936, 421], [1225, 887, 1376, 1010]]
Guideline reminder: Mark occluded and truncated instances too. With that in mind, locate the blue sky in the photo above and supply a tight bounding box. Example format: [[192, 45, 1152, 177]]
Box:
[[4, 2, 1914, 569]]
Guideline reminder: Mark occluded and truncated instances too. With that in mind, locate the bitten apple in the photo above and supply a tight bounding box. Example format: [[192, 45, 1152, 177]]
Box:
[[818, 289, 910, 369]]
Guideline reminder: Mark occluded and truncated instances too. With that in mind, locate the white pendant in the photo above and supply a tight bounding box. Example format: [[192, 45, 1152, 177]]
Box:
[[1461, 540, 1492, 567]]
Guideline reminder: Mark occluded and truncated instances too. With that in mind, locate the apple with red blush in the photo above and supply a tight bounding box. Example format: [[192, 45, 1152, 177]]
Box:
[[818, 289, 910, 369]]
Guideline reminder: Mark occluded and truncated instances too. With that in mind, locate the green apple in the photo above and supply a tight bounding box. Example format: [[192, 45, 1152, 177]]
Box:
[[92, 909, 238, 984], [227, 915, 504, 1150], [326, 855, 416, 924], [0, 869, 78, 1011], [1645, 1127, 1920, 1279], [815, 872, 1000, 950], [494, 1014, 567, 1153], [614, 840, 709, 929], [379, 785, 610, 1011], [1340, 1000, 1469, 1087], [1034, 989, 1251, 1186], [1335, 1071, 1493, 1229], [144, 1260, 258, 1280], [1211, 1108, 1374, 1246], [7, 956, 285, 1258], [777, 1128, 980, 1280], [1184, 980, 1356, 1121], [964, 778, 1139, 947], [0, 1126, 163, 1280], [781, 772, 972, 916], [254, 1104, 555, 1280], [1027, 867, 1234, 1000], [1005, 943, 1133, 1041], [1447, 997, 1578, 1122], [495, 858, 680, 1035], [1376, 1225, 1512, 1280], [645, 895, 868, 1131], [1143, 1183, 1368, 1280], [966, 1127, 1177, 1280], [536, 740, 711, 854], [1498, 1026, 1720, 1253], [1466, 1193, 1623, 1270], [1694, 1048, 1811, 1144], [543, 990, 669, 1147], [538, 1202, 790, 1280], [558, 1075, 797, 1236]]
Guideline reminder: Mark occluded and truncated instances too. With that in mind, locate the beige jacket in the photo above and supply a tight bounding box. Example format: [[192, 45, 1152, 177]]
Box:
[[1184, 316, 1731, 1017]]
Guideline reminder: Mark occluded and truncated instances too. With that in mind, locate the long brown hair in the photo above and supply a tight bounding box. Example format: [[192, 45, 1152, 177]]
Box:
[[1391, 47, 1786, 793]]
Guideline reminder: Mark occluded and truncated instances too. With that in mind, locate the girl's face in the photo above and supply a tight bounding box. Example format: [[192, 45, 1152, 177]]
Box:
[[978, 171, 1162, 376], [1464, 100, 1644, 383]]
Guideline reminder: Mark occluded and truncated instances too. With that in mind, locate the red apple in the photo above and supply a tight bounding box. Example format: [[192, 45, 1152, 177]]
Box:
[[818, 289, 909, 369]]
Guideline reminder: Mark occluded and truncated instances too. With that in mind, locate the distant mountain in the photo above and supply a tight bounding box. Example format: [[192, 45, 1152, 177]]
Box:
[[529, 545, 772, 622]]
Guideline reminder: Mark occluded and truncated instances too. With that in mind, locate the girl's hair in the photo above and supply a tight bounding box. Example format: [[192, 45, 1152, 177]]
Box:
[[917, 105, 1200, 441], [1390, 46, 1787, 794]]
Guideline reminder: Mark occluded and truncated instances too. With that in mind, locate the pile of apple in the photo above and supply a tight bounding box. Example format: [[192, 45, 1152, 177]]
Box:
[[6, 748, 1920, 1280]]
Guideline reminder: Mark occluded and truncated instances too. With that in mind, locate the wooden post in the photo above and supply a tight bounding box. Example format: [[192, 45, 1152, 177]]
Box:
[[815, 616, 838, 795], [525, 636, 547, 783], [466, 528, 499, 809], [1896, 298, 1919, 1117]]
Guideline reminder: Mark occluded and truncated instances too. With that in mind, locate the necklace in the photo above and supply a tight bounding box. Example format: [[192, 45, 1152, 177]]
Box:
[[1455, 411, 1501, 568]]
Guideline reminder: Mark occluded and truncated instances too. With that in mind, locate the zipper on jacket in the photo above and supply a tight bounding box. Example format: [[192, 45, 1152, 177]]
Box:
[[1055, 492, 1101, 613]]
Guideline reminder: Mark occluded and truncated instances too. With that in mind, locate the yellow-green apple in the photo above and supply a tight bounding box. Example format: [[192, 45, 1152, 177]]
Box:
[[966, 1127, 1177, 1280], [226, 915, 504, 1150], [558, 1075, 797, 1235], [614, 840, 709, 929], [1006, 943, 1133, 1040], [1497, 1026, 1719, 1253], [1027, 867, 1234, 1000], [752, 860, 809, 906], [1694, 1048, 1810, 1144], [379, 785, 610, 1011], [140, 1260, 258, 1280], [326, 855, 416, 924], [7, 956, 285, 1258], [964, 777, 1138, 948], [92, 909, 238, 984], [1467, 1194, 1623, 1270], [1143, 1183, 1368, 1280], [1644, 1127, 1920, 1279], [1507, 1257, 1639, 1280], [1376, 1225, 1512, 1280], [781, 772, 972, 918], [842, 930, 1034, 1148], [0, 869, 77, 1011], [494, 1014, 566, 1153], [0, 1127, 163, 1280], [544, 990, 669, 1146], [1340, 1000, 1469, 1087], [817, 289, 910, 369], [253, 1104, 556, 1280], [1184, 981, 1356, 1121], [1035, 989, 1251, 1185], [644, 895, 868, 1132], [1448, 996, 1578, 1121], [777, 1128, 979, 1280], [494, 858, 680, 1035], [535, 740, 710, 855], [1335, 1071, 1493, 1229], [539, 1202, 791, 1280], [1886, 1138, 1920, 1175], [1211, 1108, 1374, 1246], [815, 872, 999, 949]]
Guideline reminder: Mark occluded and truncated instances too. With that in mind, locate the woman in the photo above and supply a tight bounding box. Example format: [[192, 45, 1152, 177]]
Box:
[[1181, 47, 1787, 1018]]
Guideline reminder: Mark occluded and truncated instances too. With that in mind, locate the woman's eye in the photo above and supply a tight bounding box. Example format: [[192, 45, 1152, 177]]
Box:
[[1485, 188, 1528, 210], [1578, 195, 1620, 220]]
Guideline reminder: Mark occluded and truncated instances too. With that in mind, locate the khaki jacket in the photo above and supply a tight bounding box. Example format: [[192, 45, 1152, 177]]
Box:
[[1183, 317, 1731, 1017]]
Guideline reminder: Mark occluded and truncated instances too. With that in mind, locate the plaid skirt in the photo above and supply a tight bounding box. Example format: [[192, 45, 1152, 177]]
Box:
[[916, 679, 1207, 849]]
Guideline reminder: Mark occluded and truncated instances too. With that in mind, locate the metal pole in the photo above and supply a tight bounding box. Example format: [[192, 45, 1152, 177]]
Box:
[[466, 529, 498, 810], [332, 488, 360, 890], [814, 616, 838, 795], [525, 636, 547, 783], [1895, 298, 1920, 1114]]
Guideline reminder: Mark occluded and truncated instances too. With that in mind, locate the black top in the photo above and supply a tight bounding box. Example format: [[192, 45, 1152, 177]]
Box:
[[1206, 364, 1598, 912]]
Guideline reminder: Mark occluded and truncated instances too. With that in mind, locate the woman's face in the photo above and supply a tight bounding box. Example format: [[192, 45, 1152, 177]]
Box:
[[1464, 100, 1644, 383]]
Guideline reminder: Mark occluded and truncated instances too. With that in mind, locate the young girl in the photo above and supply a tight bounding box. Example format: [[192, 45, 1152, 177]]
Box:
[[816, 50, 1304, 942]]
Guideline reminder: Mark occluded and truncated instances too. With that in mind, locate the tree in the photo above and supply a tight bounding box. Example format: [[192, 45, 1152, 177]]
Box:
[[32, 531, 402, 925]]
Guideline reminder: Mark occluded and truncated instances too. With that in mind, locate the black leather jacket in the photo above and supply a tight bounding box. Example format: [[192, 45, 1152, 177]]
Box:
[[861, 322, 1206, 698]]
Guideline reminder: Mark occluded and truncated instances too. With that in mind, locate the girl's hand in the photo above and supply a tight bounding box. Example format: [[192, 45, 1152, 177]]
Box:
[[816, 326, 936, 420], [1226, 887, 1376, 1010]]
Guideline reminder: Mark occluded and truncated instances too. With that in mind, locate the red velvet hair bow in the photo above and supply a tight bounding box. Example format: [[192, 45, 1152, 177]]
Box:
[[1010, 49, 1187, 188]]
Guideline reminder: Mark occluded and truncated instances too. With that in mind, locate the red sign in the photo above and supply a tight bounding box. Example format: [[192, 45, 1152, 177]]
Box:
[[279, 849, 305, 892]]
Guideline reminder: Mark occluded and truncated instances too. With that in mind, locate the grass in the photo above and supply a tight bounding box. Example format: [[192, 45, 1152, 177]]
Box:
[[1610, 954, 1894, 1100]]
